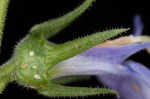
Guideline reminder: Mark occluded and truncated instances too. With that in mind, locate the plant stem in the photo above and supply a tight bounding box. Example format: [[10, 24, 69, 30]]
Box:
[[0, 0, 9, 45]]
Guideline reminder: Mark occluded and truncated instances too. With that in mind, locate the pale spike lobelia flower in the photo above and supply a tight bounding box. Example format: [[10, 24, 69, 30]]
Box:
[[50, 15, 150, 99]]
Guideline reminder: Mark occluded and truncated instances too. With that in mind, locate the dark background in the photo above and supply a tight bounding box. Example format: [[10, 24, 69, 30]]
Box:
[[0, 0, 149, 99]]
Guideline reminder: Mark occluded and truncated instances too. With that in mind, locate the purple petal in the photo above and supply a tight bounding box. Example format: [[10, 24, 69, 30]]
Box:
[[50, 55, 126, 80], [97, 60, 150, 99], [80, 42, 150, 63], [97, 74, 150, 99], [133, 15, 144, 36], [124, 60, 150, 86]]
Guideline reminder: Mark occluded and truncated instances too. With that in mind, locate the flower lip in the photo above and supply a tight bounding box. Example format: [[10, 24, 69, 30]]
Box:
[[81, 41, 150, 64]]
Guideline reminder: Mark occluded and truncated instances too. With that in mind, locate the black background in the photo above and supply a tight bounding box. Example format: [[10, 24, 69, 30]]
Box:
[[0, 0, 150, 99]]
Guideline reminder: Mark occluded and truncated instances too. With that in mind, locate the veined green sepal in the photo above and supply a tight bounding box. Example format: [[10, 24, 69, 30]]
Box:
[[30, 0, 94, 38], [38, 83, 119, 97]]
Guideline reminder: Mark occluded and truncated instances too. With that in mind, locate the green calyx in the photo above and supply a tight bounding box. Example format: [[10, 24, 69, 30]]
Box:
[[0, 0, 129, 97]]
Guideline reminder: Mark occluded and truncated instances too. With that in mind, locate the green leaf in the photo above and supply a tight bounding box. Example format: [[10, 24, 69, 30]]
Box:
[[30, 0, 94, 38], [0, 0, 9, 46], [38, 83, 119, 97]]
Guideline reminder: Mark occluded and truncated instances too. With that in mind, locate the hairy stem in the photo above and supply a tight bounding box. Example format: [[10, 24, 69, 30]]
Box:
[[0, 0, 9, 45]]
